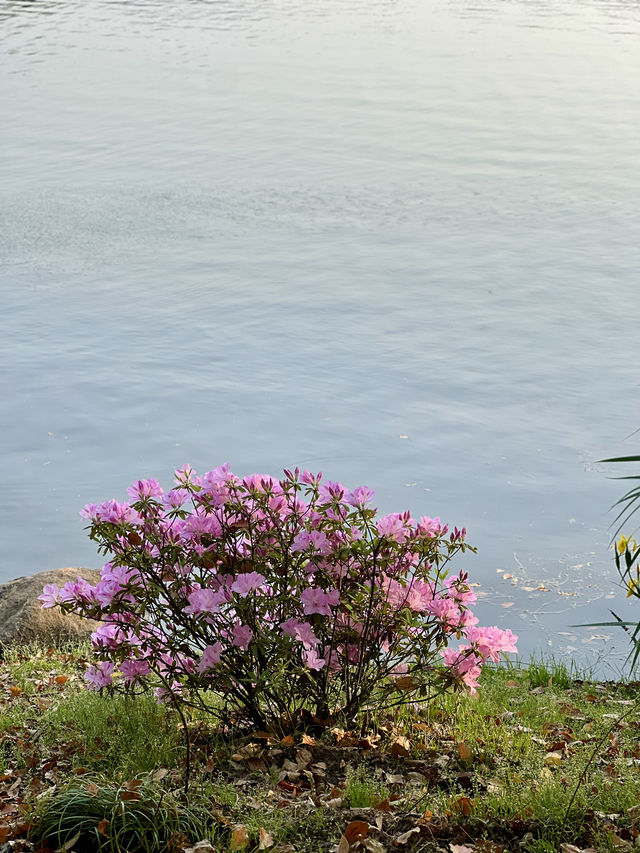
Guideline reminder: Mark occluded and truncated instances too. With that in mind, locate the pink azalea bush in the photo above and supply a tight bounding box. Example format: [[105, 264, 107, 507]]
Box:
[[40, 465, 517, 731]]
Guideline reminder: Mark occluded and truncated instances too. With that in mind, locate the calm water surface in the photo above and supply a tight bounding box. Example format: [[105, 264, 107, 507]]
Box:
[[2, 0, 640, 671]]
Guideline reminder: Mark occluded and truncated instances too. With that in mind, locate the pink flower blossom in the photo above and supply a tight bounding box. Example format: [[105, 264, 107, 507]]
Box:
[[38, 584, 60, 609], [127, 478, 164, 500], [291, 530, 331, 555], [418, 516, 447, 536], [162, 489, 189, 510], [79, 503, 99, 521], [280, 618, 319, 649], [318, 481, 346, 502], [198, 643, 223, 673], [119, 659, 151, 684], [345, 486, 375, 508], [85, 661, 115, 690], [300, 586, 340, 617], [376, 513, 411, 543], [96, 500, 139, 525], [445, 574, 477, 606], [464, 626, 518, 662], [303, 648, 326, 670], [232, 624, 253, 650], [185, 587, 227, 615], [231, 572, 266, 597], [441, 647, 483, 694]]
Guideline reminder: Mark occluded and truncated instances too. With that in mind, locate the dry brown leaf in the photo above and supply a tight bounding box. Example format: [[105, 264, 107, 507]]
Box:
[[230, 825, 250, 851], [345, 820, 369, 843], [543, 751, 563, 767], [395, 827, 421, 846], [390, 736, 411, 757], [337, 835, 350, 853], [457, 742, 472, 763], [394, 676, 420, 691], [183, 842, 218, 853], [450, 846, 475, 853], [258, 827, 275, 849], [96, 819, 109, 837]]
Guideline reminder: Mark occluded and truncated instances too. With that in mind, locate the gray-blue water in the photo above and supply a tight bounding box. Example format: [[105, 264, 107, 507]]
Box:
[[2, 0, 640, 673]]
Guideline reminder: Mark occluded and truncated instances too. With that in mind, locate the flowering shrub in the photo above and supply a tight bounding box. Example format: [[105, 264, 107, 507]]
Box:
[[40, 465, 517, 731]]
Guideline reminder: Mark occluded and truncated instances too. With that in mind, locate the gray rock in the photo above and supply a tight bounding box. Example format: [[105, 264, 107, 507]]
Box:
[[0, 567, 102, 647]]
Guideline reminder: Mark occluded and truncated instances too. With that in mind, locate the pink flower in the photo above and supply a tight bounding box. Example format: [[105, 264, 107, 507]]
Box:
[[231, 572, 266, 597], [445, 574, 477, 606], [303, 648, 326, 670], [96, 500, 139, 524], [91, 624, 124, 649], [464, 626, 518, 662], [300, 586, 340, 617], [85, 661, 115, 690], [174, 464, 201, 486], [185, 587, 227, 615], [38, 583, 60, 609], [232, 624, 253, 650], [441, 647, 482, 694], [198, 643, 223, 673], [345, 486, 375, 508], [119, 659, 151, 684], [301, 470, 321, 486], [79, 503, 99, 521], [162, 489, 189, 510], [280, 618, 319, 649], [291, 530, 331, 555], [126, 478, 164, 500], [376, 513, 411, 543], [418, 516, 447, 537], [318, 481, 346, 502]]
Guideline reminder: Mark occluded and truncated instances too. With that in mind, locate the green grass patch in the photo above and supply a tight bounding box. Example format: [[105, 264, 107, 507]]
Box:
[[1, 646, 639, 852]]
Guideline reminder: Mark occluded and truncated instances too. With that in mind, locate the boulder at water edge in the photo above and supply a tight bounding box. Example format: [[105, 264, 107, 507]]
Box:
[[0, 567, 101, 647]]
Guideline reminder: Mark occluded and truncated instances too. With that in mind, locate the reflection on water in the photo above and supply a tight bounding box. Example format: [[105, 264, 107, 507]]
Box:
[[1, 0, 640, 673]]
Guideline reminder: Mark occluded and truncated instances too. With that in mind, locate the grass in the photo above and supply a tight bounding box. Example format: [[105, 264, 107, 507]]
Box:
[[1, 648, 639, 852]]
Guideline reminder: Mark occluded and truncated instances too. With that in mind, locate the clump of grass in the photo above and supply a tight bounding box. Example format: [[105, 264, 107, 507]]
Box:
[[343, 765, 389, 808], [525, 657, 572, 689], [42, 690, 183, 779], [29, 775, 213, 853]]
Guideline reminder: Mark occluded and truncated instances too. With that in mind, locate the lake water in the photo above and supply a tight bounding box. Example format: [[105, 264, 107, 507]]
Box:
[[2, 0, 640, 674]]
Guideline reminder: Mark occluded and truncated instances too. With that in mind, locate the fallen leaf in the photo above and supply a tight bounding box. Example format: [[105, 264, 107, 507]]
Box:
[[450, 846, 475, 853], [501, 602, 514, 608], [230, 826, 249, 851], [457, 742, 472, 763], [337, 836, 350, 853], [395, 827, 421, 846], [56, 830, 81, 851], [96, 819, 109, 837], [184, 843, 218, 853], [345, 820, 369, 843], [627, 804, 640, 824], [544, 751, 563, 767], [390, 736, 411, 757], [258, 827, 274, 849]]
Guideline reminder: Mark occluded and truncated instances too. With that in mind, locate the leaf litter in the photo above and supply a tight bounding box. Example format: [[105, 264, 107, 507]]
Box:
[[1, 650, 640, 852]]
